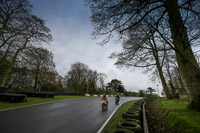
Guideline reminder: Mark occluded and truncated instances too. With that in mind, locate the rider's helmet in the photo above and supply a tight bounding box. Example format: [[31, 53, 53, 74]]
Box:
[[103, 94, 106, 98]]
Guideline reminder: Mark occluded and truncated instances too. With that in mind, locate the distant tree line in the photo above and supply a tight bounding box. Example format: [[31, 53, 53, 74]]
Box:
[[63, 62, 133, 95], [63, 62, 108, 94]]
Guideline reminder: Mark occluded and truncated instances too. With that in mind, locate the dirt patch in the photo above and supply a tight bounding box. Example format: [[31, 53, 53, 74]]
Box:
[[145, 102, 178, 133]]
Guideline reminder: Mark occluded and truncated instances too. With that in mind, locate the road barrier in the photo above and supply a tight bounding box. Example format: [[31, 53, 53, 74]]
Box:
[[113, 99, 146, 133], [84, 94, 115, 97], [0, 93, 27, 102], [142, 100, 149, 133], [54, 92, 84, 96], [0, 86, 6, 93], [10, 92, 55, 98], [85, 94, 99, 97], [9, 92, 85, 97]]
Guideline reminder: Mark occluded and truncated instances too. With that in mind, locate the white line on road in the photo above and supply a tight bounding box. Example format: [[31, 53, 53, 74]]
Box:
[[97, 103, 123, 133]]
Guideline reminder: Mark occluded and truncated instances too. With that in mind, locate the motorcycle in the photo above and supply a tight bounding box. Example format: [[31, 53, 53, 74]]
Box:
[[101, 99, 108, 111], [115, 96, 120, 104]]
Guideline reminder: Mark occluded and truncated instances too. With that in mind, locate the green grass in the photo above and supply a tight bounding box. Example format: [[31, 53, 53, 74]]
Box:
[[156, 98, 200, 133], [156, 98, 188, 112], [180, 95, 188, 99], [105, 100, 138, 133], [0, 96, 88, 111]]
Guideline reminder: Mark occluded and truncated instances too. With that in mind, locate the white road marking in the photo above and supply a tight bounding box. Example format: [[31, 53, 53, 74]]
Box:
[[97, 103, 123, 133]]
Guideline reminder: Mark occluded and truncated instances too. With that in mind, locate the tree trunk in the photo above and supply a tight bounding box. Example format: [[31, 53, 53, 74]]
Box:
[[34, 72, 38, 91], [176, 67, 187, 94], [150, 36, 173, 99], [154, 53, 173, 99], [165, 0, 200, 111], [165, 55, 176, 98], [169, 80, 176, 98], [34, 64, 41, 91]]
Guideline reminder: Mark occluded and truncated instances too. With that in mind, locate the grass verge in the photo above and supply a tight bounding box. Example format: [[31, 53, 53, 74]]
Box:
[[0, 96, 88, 111], [105, 100, 138, 133], [156, 98, 200, 133]]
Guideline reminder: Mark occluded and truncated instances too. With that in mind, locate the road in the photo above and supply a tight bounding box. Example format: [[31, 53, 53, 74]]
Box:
[[0, 97, 141, 133]]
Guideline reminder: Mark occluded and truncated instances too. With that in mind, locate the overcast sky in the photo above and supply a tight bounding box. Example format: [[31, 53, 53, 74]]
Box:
[[29, 0, 161, 93]]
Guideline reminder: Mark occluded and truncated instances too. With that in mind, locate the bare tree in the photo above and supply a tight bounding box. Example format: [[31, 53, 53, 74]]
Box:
[[64, 62, 108, 94], [86, 0, 200, 111], [110, 27, 174, 98], [64, 62, 90, 93], [0, 0, 32, 37], [98, 72, 107, 90], [86, 70, 99, 93], [0, 0, 52, 87], [23, 46, 55, 91], [5, 46, 57, 91]]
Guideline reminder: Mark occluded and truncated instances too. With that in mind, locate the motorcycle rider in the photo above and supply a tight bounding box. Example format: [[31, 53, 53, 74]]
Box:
[[101, 94, 108, 105], [115, 94, 120, 103]]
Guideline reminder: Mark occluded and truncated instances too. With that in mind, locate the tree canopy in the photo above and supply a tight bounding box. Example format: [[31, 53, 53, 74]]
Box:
[[107, 79, 125, 93]]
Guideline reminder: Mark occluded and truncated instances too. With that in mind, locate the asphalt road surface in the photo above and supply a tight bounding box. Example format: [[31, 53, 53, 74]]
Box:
[[0, 97, 141, 133]]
